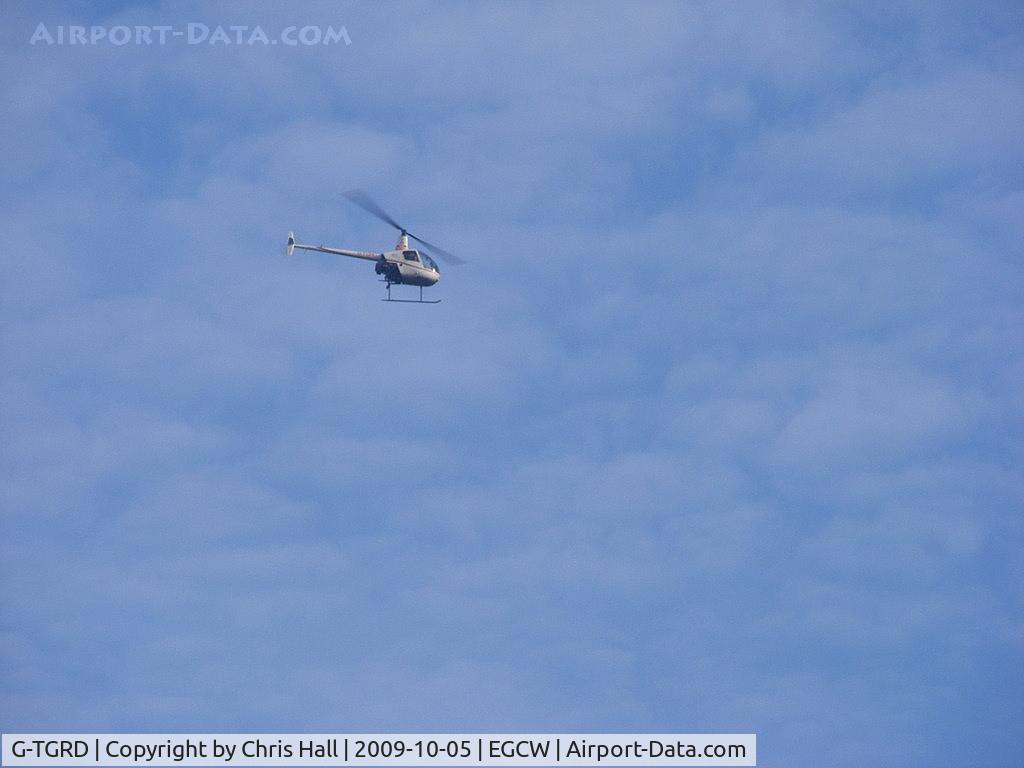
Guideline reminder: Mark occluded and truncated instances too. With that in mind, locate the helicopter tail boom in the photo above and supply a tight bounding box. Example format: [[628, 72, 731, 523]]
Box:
[[285, 232, 380, 261]]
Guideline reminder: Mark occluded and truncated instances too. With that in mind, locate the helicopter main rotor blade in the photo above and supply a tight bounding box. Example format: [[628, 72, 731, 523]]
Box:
[[343, 188, 466, 265], [407, 232, 466, 265], [342, 189, 404, 232]]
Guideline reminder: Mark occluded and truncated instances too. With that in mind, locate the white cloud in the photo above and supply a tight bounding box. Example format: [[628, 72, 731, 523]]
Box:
[[1, 3, 1022, 764]]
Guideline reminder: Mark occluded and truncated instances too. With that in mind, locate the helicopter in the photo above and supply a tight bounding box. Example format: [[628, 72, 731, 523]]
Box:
[[286, 189, 464, 303]]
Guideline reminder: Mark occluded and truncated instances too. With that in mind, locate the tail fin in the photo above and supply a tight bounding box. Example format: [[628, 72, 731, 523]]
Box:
[[286, 231, 296, 256]]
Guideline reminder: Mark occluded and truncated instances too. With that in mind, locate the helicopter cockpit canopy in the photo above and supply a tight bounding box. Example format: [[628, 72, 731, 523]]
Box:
[[404, 249, 438, 272]]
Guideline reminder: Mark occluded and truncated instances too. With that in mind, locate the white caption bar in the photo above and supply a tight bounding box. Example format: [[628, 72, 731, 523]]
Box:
[[2, 734, 755, 767]]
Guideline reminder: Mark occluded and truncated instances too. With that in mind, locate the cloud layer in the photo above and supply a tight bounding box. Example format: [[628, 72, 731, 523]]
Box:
[[2, 2, 1022, 766]]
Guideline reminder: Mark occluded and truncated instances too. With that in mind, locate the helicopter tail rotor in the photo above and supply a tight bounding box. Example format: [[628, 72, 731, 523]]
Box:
[[286, 231, 296, 256]]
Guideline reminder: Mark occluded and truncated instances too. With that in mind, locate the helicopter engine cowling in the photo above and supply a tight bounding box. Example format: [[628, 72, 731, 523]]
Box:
[[375, 256, 402, 283]]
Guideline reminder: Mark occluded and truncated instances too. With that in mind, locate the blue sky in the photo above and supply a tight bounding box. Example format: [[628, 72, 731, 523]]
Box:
[[1, 1, 1022, 765]]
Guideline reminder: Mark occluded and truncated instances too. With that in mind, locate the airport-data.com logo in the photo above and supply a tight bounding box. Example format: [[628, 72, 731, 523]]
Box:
[[29, 22, 351, 47]]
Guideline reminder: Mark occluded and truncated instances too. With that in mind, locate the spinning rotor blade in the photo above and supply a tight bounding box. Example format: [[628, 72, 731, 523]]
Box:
[[342, 188, 465, 265], [342, 189, 404, 231], [408, 233, 465, 265]]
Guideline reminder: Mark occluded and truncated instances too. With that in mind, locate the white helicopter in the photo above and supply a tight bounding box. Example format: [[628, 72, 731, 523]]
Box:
[[286, 189, 464, 303]]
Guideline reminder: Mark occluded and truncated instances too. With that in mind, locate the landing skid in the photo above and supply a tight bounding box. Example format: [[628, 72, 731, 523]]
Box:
[[382, 282, 441, 304]]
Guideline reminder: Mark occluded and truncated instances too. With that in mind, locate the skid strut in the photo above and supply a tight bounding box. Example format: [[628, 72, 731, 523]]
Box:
[[382, 282, 441, 304]]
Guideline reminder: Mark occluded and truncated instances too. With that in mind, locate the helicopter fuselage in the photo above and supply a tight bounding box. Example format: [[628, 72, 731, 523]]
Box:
[[376, 249, 440, 287]]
